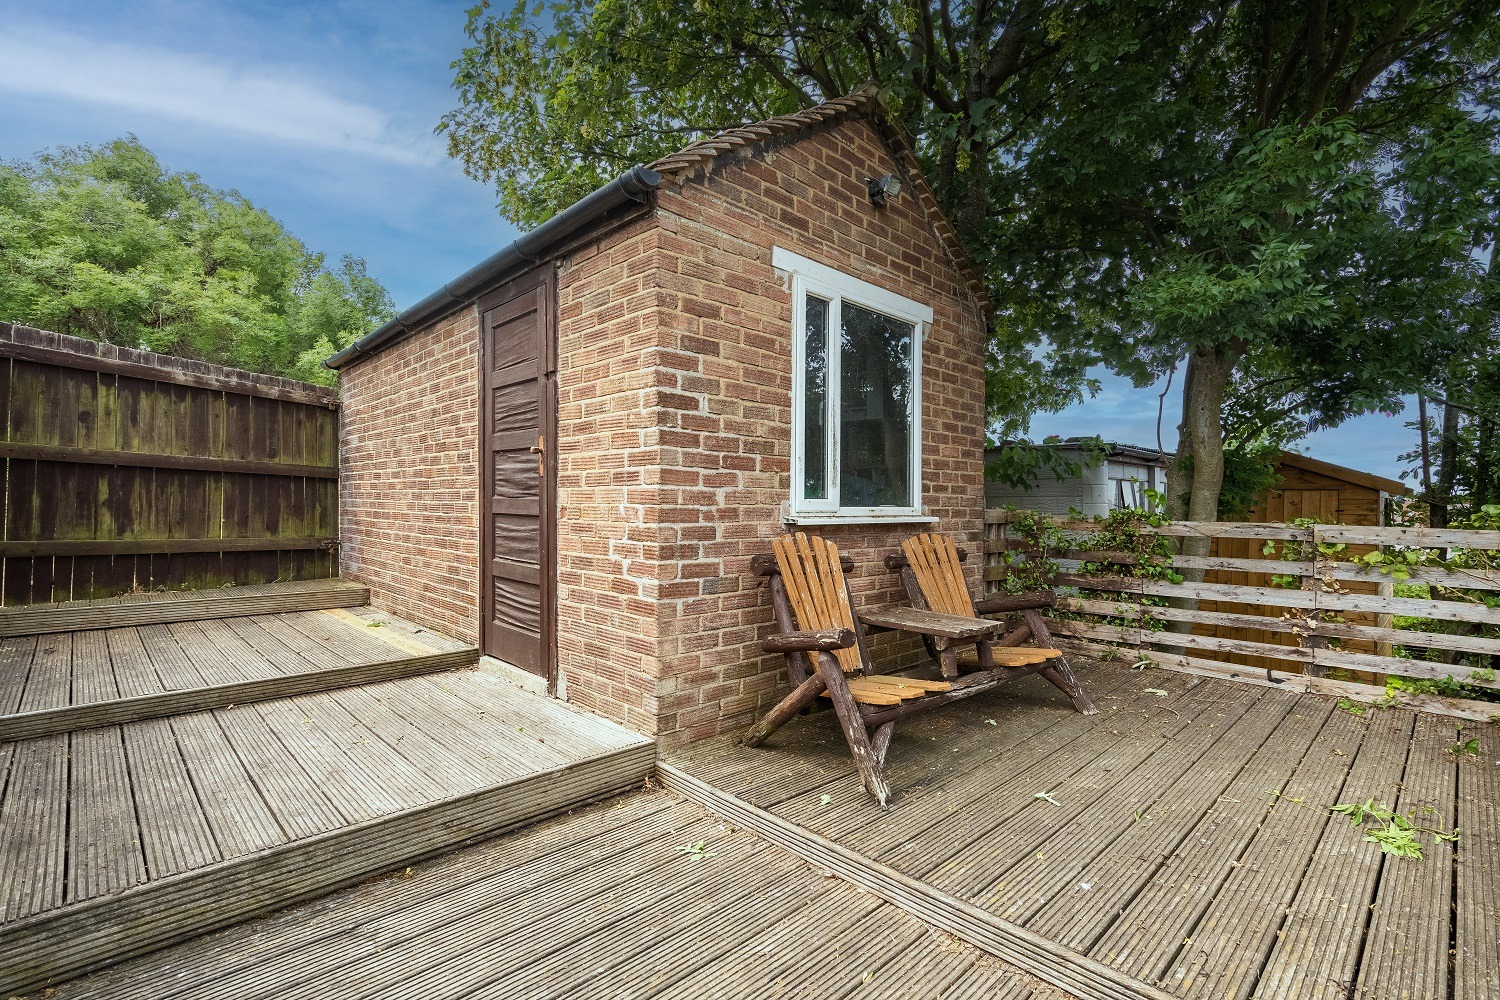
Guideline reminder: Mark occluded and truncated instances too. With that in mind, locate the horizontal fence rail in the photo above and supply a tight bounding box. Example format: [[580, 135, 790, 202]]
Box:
[[984, 508, 1500, 720], [0, 324, 340, 605]]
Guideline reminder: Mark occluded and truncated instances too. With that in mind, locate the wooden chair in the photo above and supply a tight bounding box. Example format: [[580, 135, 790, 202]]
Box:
[[746, 532, 1072, 806], [886, 531, 1096, 715]]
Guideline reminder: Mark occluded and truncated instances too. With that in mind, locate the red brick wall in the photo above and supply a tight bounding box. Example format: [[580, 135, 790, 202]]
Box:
[[557, 115, 989, 746], [554, 219, 671, 733], [338, 307, 482, 643]]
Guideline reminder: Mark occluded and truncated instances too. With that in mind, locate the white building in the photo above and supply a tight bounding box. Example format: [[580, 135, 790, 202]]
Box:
[[984, 439, 1170, 516]]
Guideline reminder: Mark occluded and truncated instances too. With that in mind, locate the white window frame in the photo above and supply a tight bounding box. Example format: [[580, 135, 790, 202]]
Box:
[[775, 247, 935, 523]]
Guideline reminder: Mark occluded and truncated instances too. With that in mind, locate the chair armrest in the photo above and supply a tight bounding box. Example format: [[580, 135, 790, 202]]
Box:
[[761, 629, 856, 654], [974, 591, 1055, 615]]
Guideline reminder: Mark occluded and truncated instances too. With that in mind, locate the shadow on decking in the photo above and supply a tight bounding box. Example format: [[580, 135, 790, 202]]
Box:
[[664, 659, 1499, 1000]]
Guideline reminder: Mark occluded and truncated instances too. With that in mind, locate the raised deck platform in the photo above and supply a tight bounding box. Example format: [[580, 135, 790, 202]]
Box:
[[0, 591, 654, 996], [665, 660, 1499, 1000], [37, 791, 1062, 1000], [0, 578, 370, 637]]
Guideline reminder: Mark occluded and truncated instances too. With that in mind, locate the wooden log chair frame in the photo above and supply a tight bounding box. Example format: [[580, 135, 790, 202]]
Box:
[[745, 532, 1081, 806], [887, 532, 1097, 716]]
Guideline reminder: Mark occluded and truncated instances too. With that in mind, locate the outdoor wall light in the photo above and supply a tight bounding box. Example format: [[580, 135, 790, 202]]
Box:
[[866, 173, 902, 206]]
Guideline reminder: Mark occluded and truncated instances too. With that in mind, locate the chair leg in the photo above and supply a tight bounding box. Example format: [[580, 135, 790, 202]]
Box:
[[1024, 609, 1098, 715], [743, 672, 827, 747], [816, 654, 892, 807], [871, 721, 896, 772]]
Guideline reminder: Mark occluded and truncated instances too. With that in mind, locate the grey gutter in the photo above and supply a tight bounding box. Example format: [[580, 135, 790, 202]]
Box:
[[326, 165, 662, 370]]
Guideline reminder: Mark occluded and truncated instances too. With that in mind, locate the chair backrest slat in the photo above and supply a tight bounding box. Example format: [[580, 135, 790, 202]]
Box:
[[773, 532, 862, 673], [902, 533, 976, 618]]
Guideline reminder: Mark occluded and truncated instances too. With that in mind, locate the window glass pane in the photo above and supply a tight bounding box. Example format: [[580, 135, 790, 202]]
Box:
[[839, 302, 913, 507], [802, 295, 829, 500]]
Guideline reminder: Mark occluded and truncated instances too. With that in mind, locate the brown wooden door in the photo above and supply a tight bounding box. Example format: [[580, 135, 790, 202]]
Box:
[[479, 270, 555, 683]]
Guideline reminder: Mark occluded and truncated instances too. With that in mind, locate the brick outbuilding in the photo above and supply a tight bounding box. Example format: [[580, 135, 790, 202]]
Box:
[[328, 85, 991, 747]]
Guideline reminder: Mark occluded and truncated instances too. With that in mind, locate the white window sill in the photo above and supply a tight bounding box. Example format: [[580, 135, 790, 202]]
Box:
[[784, 513, 940, 526]]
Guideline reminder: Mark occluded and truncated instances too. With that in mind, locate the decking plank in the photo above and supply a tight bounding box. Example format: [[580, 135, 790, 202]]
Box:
[[223, 814, 744, 1000], [165, 621, 277, 686], [0, 636, 39, 714], [46, 794, 687, 1000], [67, 726, 146, 903], [19, 633, 71, 712], [213, 705, 347, 841], [335, 606, 467, 653], [168, 713, 285, 857], [219, 615, 331, 675], [0, 579, 369, 636], [134, 624, 204, 691], [104, 628, 164, 699], [665, 883, 887, 999], [922, 677, 1260, 903], [446, 669, 646, 759], [319, 685, 490, 795], [294, 690, 467, 807], [772, 667, 1148, 841], [1241, 708, 1417, 1000], [980, 688, 1297, 928], [67, 630, 119, 707], [369, 675, 569, 778], [1349, 713, 1459, 1000], [0, 733, 68, 922], [270, 610, 402, 663], [490, 849, 808, 999], [1454, 721, 1500, 1000], [856, 675, 1203, 881], [121, 718, 221, 878], [248, 696, 412, 822], [409, 674, 574, 768], [1157, 709, 1413, 1000]]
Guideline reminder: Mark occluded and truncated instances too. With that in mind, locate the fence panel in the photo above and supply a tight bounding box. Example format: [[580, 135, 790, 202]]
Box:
[[0, 323, 339, 605], [984, 508, 1500, 719]]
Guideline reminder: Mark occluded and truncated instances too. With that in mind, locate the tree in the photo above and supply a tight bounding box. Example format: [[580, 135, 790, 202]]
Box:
[[442, 1, 1500, 528], [0, 137, 393, 385], [999, 4, 1499, 534], [443, 0, 1096, 425]]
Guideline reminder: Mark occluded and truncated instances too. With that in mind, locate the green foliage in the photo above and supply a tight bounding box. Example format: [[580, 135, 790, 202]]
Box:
[[984, 436, 1107, 491], [1447, 737, 1481, 758], [0, 137, 393, 382], [1329, 799, 1459, 861], [1217, 445, 1282, 520]]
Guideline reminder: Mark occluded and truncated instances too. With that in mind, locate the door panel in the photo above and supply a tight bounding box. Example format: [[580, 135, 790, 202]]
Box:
[[479, 274, 555, 681]]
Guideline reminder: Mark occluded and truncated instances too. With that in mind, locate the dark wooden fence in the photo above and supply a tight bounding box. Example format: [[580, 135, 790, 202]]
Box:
[[0, 323, 339, 605]]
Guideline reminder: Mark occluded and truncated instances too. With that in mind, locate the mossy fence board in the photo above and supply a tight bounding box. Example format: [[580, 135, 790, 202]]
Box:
[[0, 324, 339, 605]]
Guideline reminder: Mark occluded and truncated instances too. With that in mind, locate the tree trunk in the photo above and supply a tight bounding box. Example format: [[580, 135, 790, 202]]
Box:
[[1478, 417, 1497, 506], [1434, 390, 1461, 529], [1164, 344, 1238, 638]]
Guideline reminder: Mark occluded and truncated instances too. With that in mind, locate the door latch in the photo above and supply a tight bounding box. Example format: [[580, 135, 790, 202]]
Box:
[[528, 435, 545, 476]]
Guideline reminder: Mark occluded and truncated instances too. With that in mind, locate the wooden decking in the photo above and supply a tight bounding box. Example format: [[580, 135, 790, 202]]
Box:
[[667, 659, 1499, 1000], [40, 790, 1066, 1000], [0, 586, 655, 995]]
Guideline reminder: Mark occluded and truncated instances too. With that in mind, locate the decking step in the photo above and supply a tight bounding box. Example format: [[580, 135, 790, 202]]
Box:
[[0, 579, 370, 637], [0, 648, 478, 741], [0, 669, 655, 996], [0, 606, 477, 741]]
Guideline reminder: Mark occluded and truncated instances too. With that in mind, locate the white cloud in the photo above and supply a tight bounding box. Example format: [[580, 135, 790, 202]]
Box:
[[0, 26, 441, 166]]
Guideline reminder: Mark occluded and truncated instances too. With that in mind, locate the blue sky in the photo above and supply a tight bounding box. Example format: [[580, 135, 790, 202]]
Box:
[[0, 0, 1418, 484]]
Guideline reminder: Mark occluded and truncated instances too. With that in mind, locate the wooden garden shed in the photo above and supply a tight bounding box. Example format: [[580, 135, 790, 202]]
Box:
[[1199, 451, 1410, 670], [327, 85, 992, 746]]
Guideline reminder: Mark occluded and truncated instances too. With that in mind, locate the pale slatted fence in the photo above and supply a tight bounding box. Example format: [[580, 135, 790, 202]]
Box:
[[984, 510, 1500, 720]]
